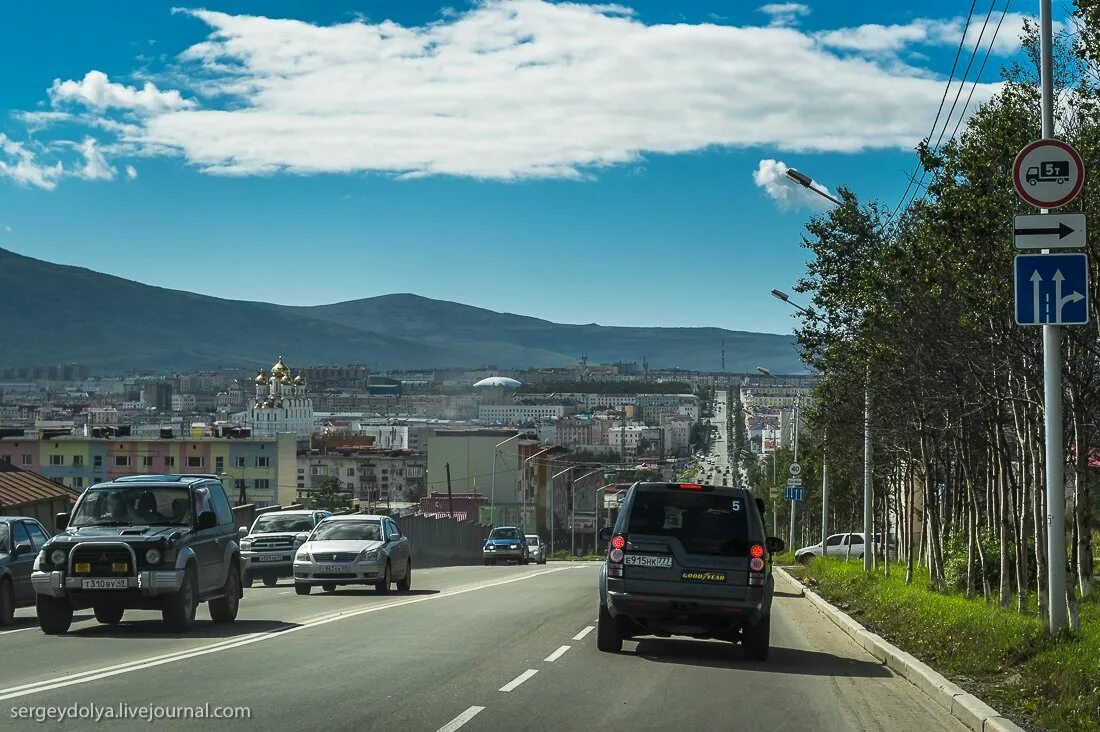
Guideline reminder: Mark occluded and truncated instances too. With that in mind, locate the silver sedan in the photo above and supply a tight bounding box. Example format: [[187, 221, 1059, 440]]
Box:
[[293, 515, 412, 595]]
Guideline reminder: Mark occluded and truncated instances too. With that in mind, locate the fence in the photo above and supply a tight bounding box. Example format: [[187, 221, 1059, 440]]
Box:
[[396, 514, 492, 568]]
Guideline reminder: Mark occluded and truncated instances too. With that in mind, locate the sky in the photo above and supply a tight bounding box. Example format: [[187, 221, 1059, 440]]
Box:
[[0, 1, 1060, 334]]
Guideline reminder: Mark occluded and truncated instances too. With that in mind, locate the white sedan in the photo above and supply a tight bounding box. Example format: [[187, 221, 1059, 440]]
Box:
[[293, 515, 412, 595]]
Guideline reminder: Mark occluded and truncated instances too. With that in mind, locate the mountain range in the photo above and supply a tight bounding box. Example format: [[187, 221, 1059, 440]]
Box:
[[0, 247, 802, 373]]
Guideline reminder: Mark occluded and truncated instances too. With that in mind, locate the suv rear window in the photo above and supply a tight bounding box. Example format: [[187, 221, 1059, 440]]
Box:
[[627, 490, 750, 556]]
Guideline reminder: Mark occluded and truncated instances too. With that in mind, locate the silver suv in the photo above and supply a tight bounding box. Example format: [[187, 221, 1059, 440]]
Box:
[[240, 510, 331, 587]]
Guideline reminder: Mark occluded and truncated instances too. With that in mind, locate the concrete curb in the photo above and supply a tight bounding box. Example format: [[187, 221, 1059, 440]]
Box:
[[773, 567, 1024, 732]]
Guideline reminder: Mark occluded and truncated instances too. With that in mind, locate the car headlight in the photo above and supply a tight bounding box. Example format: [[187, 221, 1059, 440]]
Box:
[[295, 551, 312, 562], [485, 545, 494, 550], [241, 539, 252, 550], [145, 548, 162, 565], [50, 548, 67, 566], [358, 549, 380, 562]]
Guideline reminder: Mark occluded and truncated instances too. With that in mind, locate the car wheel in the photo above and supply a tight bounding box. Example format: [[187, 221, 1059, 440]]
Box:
[[596, 602, 623, 653], [0, 578, 14, 626], [37, 595, 73, 634], [742, 615, 771, 661], [163, 566, 198, 632], [321, 583, 336, 593], [209, 564, 241, 623], [294, 583, 311, 596], [796, 553, 812, 564], [262, 574, 278, 587], [484, 559, 494, 566], [242, 571, 253, 589], [396, 561, 412, 592], [94, 606, 124, 625], [375, 562, 391, 594]]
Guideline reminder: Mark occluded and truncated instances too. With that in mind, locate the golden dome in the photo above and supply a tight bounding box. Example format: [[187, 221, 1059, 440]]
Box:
[[293, 374, 305, 385], [254, 370, 267, 384], [271, 356, 289, 379]]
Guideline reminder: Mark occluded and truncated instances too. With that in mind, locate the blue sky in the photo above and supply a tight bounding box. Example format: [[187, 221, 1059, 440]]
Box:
[[0, 1, 1052, 334]]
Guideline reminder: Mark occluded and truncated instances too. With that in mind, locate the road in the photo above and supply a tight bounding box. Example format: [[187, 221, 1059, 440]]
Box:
[[1, 562, 963, 731], [697, 390, 733, 486]]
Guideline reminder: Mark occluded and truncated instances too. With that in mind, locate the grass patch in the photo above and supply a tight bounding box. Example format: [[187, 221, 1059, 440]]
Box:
[[803, 557, 1099, 731]]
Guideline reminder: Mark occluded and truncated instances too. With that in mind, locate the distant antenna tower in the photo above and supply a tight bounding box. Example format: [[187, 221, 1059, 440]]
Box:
[[720, 338, 726, 373], [580, 353, 588, 367], [642, 356, 649, 381]]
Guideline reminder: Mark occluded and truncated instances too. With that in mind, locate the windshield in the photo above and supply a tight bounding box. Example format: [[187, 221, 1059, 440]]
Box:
[[489, 528, 522, 540], [627, 490, 750, 556], [310, 521, 381, 542], [253, 515, 314, 534], [525, 536, 540, 546], [69, 487, 192, 528]]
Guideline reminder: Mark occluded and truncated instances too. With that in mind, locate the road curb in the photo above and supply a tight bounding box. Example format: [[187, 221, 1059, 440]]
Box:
[[773, 567, 1024, 732]]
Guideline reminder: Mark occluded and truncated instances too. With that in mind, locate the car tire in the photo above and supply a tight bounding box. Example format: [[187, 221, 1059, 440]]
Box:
[[796, 553, 812, 564], [262, 574, 278, 587], [209, 565, 241, 623], [37, 595, 73, 634], [0, 578, 14, 626], [94, 606, 124, 625], [242, 571, 253, 589], [396, 561, 411, 592], [596, 602, 623, 653], [375, 562, 391, 594], [321, 583, 336, 593], [163, 566, 198, 632], [484, 559, 494, 566], [294, 583, 310, 596], [742, 615, 771, 661]]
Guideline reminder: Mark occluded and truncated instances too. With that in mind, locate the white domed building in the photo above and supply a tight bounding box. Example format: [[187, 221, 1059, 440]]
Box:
[[241, 356, 315, 438]]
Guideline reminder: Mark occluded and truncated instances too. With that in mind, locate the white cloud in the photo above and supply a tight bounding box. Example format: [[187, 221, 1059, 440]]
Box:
[[50, 70, 194, 113], [125, 164, 138, 179], [0, 134, 63, 189], [6, 2, 1008, 188], [75, 137, 116, 180], [753, 159, 833, 211], [758, 3, 810, 28], [818, 13, 1053, 57]]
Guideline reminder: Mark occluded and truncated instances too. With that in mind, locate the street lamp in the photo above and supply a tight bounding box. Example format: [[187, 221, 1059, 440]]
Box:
[[490, 432, 521, 513], [784, 168, 844, 207], [571, 469, 602, 557], [550, 466, 574, 556], [759, 366, 802, 551], [523, 447, 553, 532]]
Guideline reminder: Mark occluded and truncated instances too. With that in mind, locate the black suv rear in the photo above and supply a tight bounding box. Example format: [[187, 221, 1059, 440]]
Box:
[[31, 474, 243, 634], [596, 482, 784, 659]]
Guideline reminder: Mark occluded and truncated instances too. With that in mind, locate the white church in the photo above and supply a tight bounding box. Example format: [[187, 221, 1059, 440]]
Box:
[[235, 356, 315, 438]]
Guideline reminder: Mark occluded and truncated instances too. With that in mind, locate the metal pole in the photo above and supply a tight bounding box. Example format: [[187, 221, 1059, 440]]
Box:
[[790, 399, 799, 551], [863, 380, 873, 571], [1039, 0, 1066, 634], [821, 427, 829, 556]]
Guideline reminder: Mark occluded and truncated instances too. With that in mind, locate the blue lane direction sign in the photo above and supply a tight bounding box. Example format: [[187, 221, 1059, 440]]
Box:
[[785, 486, 804, 501], [1014, 253, 1090, 326]]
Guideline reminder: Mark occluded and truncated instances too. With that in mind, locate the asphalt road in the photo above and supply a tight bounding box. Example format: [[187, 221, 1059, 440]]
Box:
[[1, 562, 963, 732]]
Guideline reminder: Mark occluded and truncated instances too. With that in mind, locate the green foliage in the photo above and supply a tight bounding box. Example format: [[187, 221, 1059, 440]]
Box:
[[308, 476, 352, 512]]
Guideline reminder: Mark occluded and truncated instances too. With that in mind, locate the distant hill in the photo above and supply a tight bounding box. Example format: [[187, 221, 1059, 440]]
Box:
[[0, 248, 801, 373]]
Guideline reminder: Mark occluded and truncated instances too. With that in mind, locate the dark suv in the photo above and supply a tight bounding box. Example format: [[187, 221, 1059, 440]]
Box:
[[31, 474, 243, 634], [596, 482, 784, 659]]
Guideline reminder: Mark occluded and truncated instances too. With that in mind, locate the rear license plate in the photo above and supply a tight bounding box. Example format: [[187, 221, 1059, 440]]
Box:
[[81, 578, 128, 590], [257, 555, 286, 562], [318, 565, 349, 573], [624, 554, 673, 568]]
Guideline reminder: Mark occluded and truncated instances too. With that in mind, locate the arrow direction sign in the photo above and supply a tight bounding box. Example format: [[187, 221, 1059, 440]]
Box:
[[1013, 213, 1086, 249], [785, 486, 804, 501], [1014, 253, 1090, 326]]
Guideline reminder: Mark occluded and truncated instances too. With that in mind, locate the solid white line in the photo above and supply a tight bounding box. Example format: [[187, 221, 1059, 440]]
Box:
[[0, 565, 574, 703], [544, 645, 571, 662], [499, 669, 538, 692], [277, 591, 292, 595], [0, 626, 39, 636], [436, 705, 485, 732], [572, 625, 594, 640]]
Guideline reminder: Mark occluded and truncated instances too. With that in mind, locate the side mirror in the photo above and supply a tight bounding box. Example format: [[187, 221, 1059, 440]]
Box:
[[765, 537, 785, 554], [55, 513, 69, 531], [294, 532, 310, 545], [197, 511, 217, 531], [14, 542, 34, 557], [386, 533, 401, 543], [598, 526, 614, 542], [238, 526, 248, 538]]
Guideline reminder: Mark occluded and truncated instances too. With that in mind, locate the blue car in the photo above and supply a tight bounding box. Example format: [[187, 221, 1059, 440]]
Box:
[[483, 526, 528, 566]]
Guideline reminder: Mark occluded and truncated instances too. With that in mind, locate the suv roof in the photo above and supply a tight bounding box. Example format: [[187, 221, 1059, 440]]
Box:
[[101, 474, 221, 487]]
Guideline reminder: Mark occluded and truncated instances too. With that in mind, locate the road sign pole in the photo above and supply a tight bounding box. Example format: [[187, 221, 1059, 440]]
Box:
[[1039, 0, 1067, 635], [821, 428, 829, 557]]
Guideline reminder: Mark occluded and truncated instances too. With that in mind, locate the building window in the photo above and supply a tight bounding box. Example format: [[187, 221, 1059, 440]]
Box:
[[235, 457, 246, 468], [164, 456, 176, 467], [255, 457, 270, 467], [21, 454, 32, 466], [114, 456, 132, 467], [72, 455, 84, 466], [311, 466, 321, 475], [49, 455, 64, 466], [0, 455, 8, 464], [73, 477, 85, 488], [215, 456, 224, 473], [255, 478, 270, 493], [346, 468, 355, 477], [93, 455, 103, 468], [141, 456, 153, 467], [187, 456, 205, 468]]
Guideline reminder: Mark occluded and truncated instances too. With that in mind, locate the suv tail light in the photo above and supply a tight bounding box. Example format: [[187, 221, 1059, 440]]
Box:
[[607, 534, 627, 577], [748, 543, 766, 584]]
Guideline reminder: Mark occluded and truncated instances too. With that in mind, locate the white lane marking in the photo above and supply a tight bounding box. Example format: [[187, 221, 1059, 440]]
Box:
[[499, 669, 538, 692], [544, 645, 571, 662], [0, 626, 39, 636], [277, 591, 292, 595], [572, 625, 594, 640], [0, 565, 575, 703], [436, 705, 485, 732]]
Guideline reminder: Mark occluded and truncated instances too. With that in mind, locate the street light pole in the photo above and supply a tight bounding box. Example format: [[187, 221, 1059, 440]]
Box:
[[551, 466, 573, 557], [523, 447, 552, 533], [490, 432, 521, 522]]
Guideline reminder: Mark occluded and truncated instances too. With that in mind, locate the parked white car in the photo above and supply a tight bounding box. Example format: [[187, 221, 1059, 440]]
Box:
[[795, 533, 866, 562]]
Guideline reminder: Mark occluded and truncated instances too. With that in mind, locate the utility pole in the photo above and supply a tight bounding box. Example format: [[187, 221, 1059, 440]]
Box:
[[790, 397, 799, 552], [821, 427, 829, 557], [863, 380, 873, 572], [1039, 0, 1067, 634], [446, 462, 453, 519]]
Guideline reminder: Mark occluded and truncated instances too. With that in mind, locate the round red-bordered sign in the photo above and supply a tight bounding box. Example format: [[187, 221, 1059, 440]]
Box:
[[1012, 139, 1085, 209]]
